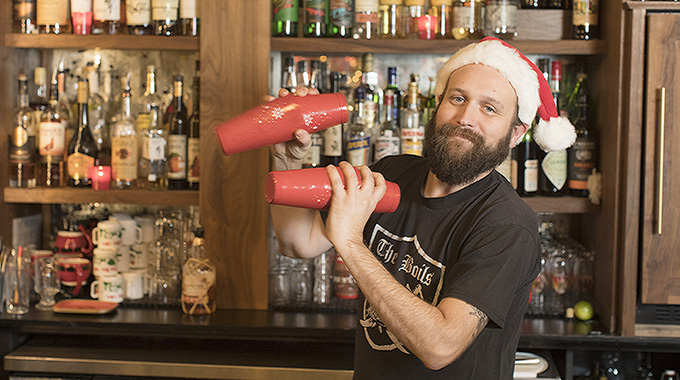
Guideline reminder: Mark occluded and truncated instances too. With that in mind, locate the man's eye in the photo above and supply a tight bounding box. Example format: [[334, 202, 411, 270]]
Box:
[[484, 105, 496, 113]]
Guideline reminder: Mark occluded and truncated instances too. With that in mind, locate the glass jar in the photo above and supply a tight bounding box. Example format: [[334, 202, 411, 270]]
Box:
[[429, 0, 454, 39], [452, 0, 484, 40], [484, 0, 517, 39]]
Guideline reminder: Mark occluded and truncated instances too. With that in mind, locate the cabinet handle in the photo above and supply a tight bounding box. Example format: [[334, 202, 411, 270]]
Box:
[[656, 87, 666, 235]]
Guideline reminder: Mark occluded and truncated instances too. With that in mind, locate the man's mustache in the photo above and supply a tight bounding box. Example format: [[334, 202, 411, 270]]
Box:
[[439, 123, 483, 145]]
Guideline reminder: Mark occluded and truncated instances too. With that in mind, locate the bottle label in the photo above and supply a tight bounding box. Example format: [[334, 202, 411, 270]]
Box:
[[273, 0, 298, 22], [143, 136, 166, 161], [302, 133, 323, 167], [330, 0, 353, 27], [452, 2, 475, 29], [71, 0, 92, 12], [136, 113, 151, 133], [568, 138, 596, 190], [9, 130, 34, 163], [111, 136, 138, 180], [322, 124, 343, 157], [37, 0, 68, 25], [187, 137, 200, 182], [401, 128, 424, 156], [180, 0, 197, 18], [67, 152, 95, 180], [541, 150, 567, 190], [93, 0, 121, 21], [126, 0, 151, 24], [346, 136, 370, 166], [355, 0, 379, 13], [152, 0, 179, 20], [39, 121, 66, 157], [375, 135, 400, 161], [167, 134, 187, 179], [523, 158, 539, 192], [305, 0, 327, 23], [573, 0, 598, 26], [485, 1, 516, 30]]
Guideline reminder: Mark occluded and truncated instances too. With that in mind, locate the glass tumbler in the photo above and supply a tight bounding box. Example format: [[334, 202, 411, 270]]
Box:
[[4, 249, 32, 314], [35, 257, 61, 310]]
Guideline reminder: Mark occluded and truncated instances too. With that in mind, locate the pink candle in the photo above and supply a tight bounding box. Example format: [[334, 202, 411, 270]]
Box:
[[91, 166, 111, 190], [418, 15, 437, 40], [71, 0, 93, 35]]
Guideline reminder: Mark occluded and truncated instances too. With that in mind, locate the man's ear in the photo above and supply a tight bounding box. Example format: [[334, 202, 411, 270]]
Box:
[[511, 124, 530, 148]]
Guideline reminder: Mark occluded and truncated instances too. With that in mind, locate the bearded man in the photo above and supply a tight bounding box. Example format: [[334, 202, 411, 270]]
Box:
[[269, 37, 575, 379]]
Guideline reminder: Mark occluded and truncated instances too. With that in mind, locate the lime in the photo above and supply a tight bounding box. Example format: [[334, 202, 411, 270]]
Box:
[[574, 300, 594, 321]]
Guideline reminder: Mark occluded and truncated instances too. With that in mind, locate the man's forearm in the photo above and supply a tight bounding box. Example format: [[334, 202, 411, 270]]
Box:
[[269, 205, 331, 259]]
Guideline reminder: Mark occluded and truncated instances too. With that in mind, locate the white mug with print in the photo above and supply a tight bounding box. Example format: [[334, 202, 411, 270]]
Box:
[[92, 220, 122, 249], [90, 274, 124, 303]]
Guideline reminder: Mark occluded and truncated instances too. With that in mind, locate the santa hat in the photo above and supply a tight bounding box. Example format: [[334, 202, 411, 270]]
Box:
[[433, 37, 576, 152]]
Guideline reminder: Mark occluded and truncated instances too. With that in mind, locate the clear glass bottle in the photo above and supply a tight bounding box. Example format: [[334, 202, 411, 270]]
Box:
[[355, 53, 381, 134], [13, 0, 37, 34], [484, 0, 517, 39], [39, 69, 67, 187], [167, 75, 188, 190], [126, 0, 153, 35], [137, 65, 162, 135], [401, 81, 423, 156], [430, 0, 453, 39], [322, 72, 346, 166], [302, 133, 323, 168], [514, 127, 538, 196], [139, 105, 167, 189], [281, 57, 298, 93], [57, 61, 76, 144], [304, 0, 328, 37], [375, 92, 401, 161], [9, 73, 37, 188], [353, 0, 379, 39], [180, 0, 199, 36], [187, 64, 200, 190], [150, 210, 183, 304], [31, 67, 49, 120], [110, 74, 139, 189], [37, 0, 71, 34], [67, 79, 98, 188], [346, 88, 372, 166], [84, 63, 110, 166], [92, 0, 123, 35], [379, 0, 406, 39], [71, 0, 93, 34], [452, 0, 484, 40], [296, 60, 310, 88], [404, 0, 425, 39], [152, 0, 179, 36]]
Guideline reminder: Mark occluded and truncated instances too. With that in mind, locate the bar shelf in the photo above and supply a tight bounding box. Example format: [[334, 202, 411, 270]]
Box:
[[3, 187, 199, 206], [4, 34, 199, 51]]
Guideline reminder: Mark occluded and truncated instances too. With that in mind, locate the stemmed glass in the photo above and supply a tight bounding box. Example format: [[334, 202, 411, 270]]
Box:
[[34, 257, 60, 310]]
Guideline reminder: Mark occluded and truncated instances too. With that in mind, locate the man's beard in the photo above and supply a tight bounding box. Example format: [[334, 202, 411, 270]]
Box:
[[423, 111, 514, 187]]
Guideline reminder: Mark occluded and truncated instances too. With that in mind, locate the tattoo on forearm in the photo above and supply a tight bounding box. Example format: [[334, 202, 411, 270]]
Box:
[[469, 305, 488, 337]]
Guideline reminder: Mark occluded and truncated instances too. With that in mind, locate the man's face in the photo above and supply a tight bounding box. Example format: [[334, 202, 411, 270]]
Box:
[[423, 64, 527, 187]]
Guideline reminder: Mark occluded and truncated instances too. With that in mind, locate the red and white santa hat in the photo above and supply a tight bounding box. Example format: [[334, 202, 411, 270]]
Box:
[[433, 36, 576, 152]]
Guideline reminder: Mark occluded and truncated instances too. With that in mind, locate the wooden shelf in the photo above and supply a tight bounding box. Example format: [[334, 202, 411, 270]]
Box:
[[3, 34, 199, 51], [523, 195, 598, 214], [625, 1, 680, 10], [3, 187, 199, 206], [271, 37, 607, 55]]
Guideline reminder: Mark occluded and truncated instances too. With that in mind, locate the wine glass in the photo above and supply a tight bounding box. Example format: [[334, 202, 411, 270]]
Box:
[[35, 257, 60, 310]]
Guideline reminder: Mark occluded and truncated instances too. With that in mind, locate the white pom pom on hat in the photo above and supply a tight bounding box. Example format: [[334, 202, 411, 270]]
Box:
[[433, 36, 576, 152]]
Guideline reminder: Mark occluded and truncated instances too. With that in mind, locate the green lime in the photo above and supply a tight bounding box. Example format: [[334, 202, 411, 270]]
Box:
[[574, 300, 594, 321]]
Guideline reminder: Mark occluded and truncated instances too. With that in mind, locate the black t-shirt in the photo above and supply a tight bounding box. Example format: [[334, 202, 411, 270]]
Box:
[[352, 155, 541, 379]]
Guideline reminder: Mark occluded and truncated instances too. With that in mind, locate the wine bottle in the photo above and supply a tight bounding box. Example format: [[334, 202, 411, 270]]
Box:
[[127, 0, 153, 35], [538, 59, 567, 196], [39, 68, 67, 187], [568, 74, 597, 197], [36, 0, 71, 34], [152, 0, 179, 36], [281, 57, 298, 93], [353, 0, 379, 39], [514, 128, 538, 197], [451, 0, 484, 40], [328, 0, 353, 38], [180, 0, 199, 36], [378, 0, 406, 39], [483, 0, 518, 40], [139, 105, 167, 189], [273, 0, 298, 37], [572, 0, 598, 40], [67, 79, 98, 188], [13, 0, 37, 34], [321, 72, 345, 166], [137, 65, 162, 135], [304, 0, 328, 37], [187, 65, 200, 190], [84, 63, 110, 166], [9, 73, 37, 188], [110, 74, 139, 189], [384, 67, 402, 127], [92, 0, 123, 35], [167, 75, 188, 190]]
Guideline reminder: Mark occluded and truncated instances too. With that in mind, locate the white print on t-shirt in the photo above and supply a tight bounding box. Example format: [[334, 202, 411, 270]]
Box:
[[360, 224, 446, 354]]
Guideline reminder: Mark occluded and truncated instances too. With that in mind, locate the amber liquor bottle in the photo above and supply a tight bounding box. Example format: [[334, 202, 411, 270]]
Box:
[[67, 79, 98, 188], [9, 73, 37, 188], [38, 69, 67, 187]]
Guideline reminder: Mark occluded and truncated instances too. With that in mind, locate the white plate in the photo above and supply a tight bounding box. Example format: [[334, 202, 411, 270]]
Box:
[[514, 351, 549, 378]]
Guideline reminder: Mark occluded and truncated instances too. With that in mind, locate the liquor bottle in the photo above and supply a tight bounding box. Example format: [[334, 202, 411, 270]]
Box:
[[13, 0, 37, 34], [321, 72, 346, 166], [346, 88, 372, 166], [92, 0, 123, 35], [379, 0, 406, 39], [9, 73, 37, 188], [309, 60, 323, 92], [572, 0, 598, 40], [521, 0, 542, 9], [167, 75, 188, 190], [353, 0, 379, 39], [137, 65, 162, 135], [152, 0, 179, 36], [84, 63, 110, 166], [355, 53, 381, 131], [384, 67, 402, 127], [374, 92, 400, 161], [404, 0, 424, 39], [180, 0, 199, 36], [37, 0, 71, 34], [39, 68, 67, 187], [139, 105, 167, 189], [31, 67, 49, 117], [421, 77, 436, 126], [57, 62, 76, 146], [401, 82, 423, 156], [67, 79, 98, 188], [538, 60, 567, 196], [273, 0, 298, 37], [329, 0, 353, 37], [71, 0, 93, 34], [110, 74, 139, 189], [483, 0, 517, 39], [304, 0, 328, 37], [187, 64, 200, 190], [302, 133, 323, 168], [514, 127, 538, 197], [127, 0, 153, 35], [297, 60, 310, 88], [281, 57, 298, 93], [430, 0, 453, 39], [568, 74, 597, 197], [452, 0, 484, 40]]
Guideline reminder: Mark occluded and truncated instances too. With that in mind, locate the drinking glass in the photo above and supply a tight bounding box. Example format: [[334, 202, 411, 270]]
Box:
[[35, 257, 60, 310], [4, 248, 32, 314]]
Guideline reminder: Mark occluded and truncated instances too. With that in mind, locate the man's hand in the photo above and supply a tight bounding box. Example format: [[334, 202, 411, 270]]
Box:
[[268, 86, 320, 170]]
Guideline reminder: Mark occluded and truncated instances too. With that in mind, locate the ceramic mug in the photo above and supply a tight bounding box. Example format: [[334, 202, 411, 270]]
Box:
[[115, 245, 131, 273], [55, 230, 93, 255], [130, 243, 149, 271], [122, 271, 149, 300], [92, 247, 118, 278], [134, 215, 156, 243], [56, 257, 92, 296], [90, 274, 124, 303], [92, 220, 122, 249], [118, 219, 143, 246]]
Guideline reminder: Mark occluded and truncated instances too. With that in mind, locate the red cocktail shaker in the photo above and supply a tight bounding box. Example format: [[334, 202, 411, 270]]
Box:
[[216, 93, 348, 155], [265, 166, 401, 213]]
